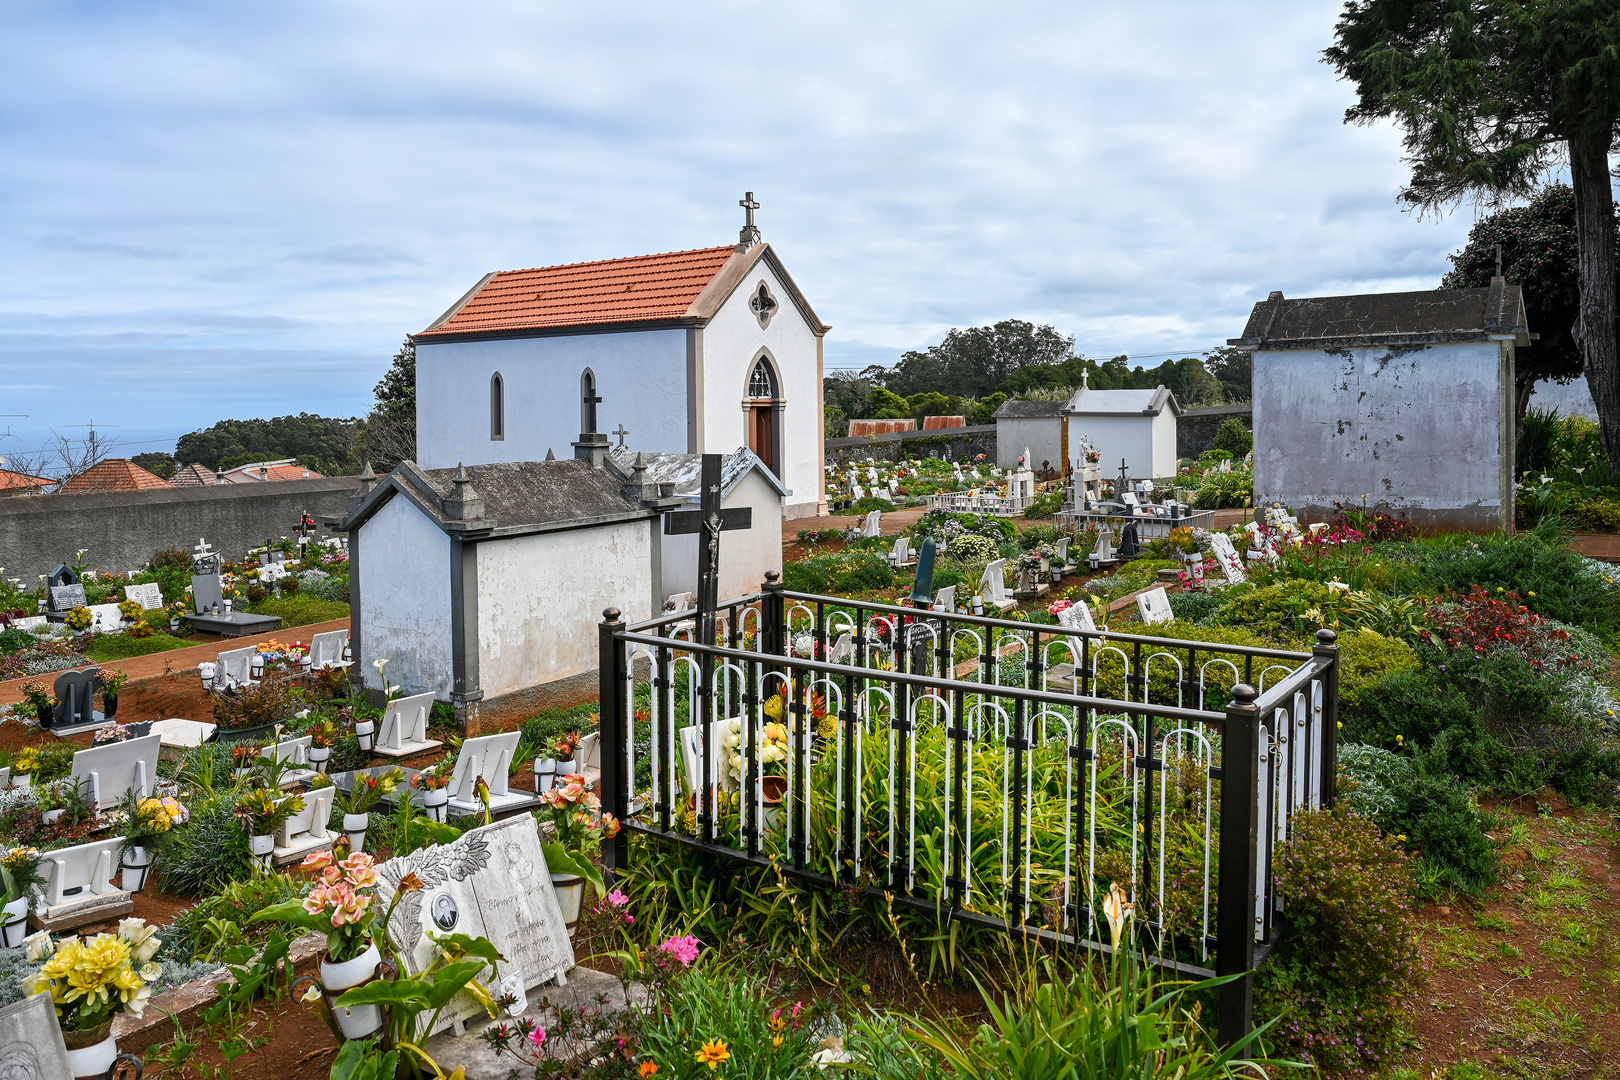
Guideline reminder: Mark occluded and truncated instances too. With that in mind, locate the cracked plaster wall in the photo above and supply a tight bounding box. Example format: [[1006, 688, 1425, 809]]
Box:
[[1253, 340, 1512, 530]]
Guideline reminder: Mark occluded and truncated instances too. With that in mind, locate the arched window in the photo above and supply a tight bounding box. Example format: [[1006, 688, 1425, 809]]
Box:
[[490, 372, 505, 441], [580, 369, 600, 433], [748, 358, 776, 399]]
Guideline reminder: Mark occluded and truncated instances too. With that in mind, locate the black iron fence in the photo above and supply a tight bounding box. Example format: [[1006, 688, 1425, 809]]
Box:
[[597, 573, 1339, 1043]]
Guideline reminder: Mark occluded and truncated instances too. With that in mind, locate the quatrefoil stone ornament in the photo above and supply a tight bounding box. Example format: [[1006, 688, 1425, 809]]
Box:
[[749, 281, 778, 327]]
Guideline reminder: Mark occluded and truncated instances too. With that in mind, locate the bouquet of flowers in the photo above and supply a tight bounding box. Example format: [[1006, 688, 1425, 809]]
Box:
[[91, 723, 131, 746], [339, 767, 404, 816], [24, 918, 164, 1032], [307, 717, 339, 749], [18, 682, 52, 716], [126, 796, 187, 844], [251, 851, 393, 964], [233, 788, 303, 838], [63, 606, 92, 632], [722, 717, 788, 783], [116, 599, 144, 623], [10, 747, 40, 780], [409, 758, 454, 792], [551, 731, 582, 762], [538, 776, 618, 896]]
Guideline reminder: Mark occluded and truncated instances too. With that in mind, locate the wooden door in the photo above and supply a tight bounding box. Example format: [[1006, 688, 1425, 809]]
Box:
[[751, 406, 776, 474]]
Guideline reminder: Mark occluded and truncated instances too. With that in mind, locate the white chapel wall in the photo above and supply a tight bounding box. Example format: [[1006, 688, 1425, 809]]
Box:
[[700, 259, 822, 519], [359, 496, 454, 698], [416, 330, 687, 470], [474, 520, 654, 700], [1253, 340, 1511, 530]]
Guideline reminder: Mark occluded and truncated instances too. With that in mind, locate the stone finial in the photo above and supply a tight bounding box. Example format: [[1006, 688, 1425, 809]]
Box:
[[632, 452, 647, 481], [444, 462, 484, 521], [545, 448, 556, 462]]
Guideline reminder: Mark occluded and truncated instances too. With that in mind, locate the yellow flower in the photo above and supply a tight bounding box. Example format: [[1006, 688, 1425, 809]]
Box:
[[773, 1034, 784, 1048], [1527, 591, 1536, 597], [694, 1039, 730, 1070]]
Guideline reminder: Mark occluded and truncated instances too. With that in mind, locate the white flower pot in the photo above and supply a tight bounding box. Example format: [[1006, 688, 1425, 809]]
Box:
[[535, 758, 557, 794], [41, 808, 62, 825], [1, 897, 27, 948], [11, 774, 30, 790], [309, 746, 331, 773], [343, 812, 369, 852], [64, 1031, 118, 1077], [354, 720, 375, 752], [250, 833, 275, 861], [550, 873, 585, 935], [121, 846, 151, 893], [422, 786, 449, 822], [321, 942, 383, 1040]]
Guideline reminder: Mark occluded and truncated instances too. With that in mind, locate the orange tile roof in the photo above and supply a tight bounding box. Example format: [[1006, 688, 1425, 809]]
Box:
[[170, 462, 218, 487], [0, 468, 52, 492], [59, 459, 172, 494], [419, 245, 740, 337], [219, 461, 323, 482]]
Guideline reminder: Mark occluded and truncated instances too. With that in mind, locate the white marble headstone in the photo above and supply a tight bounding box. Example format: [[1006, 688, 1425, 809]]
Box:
[[1135, 586, 1174, 626], [1208, 533, 1247, 584], [123, 583, 163, 610], [41, 836, 126, 912], [377, 816, 573, 1035], [0, 991, 74, 1080], [70, 733, 161, 809]]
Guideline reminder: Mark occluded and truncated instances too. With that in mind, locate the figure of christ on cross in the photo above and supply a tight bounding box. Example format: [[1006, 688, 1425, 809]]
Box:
[[663, 454, 751, 648]]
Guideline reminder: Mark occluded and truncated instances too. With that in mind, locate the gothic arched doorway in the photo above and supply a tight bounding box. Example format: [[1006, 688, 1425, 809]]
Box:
[[745, 355, 781, 475]]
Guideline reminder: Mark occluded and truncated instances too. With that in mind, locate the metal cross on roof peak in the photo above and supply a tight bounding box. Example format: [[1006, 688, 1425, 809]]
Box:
[[612, 424, 631, 447]]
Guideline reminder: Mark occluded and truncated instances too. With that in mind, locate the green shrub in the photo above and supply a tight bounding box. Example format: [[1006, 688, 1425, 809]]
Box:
[[944, 534, 998, 564], [0, 629, 34, 655], [782, 552, 894, 596], [1254, 806, 1420, 1075], [1208, 580, 1340, 642], [1409, 526, 1620, 636], [1166, 589, 1227, 624], [152, 795, 260, 896], [1383, 745, 1502, 894], [850, 495, 896, 514], [1334, 628, 1421, 716], [1212, 416, 1253, 457]]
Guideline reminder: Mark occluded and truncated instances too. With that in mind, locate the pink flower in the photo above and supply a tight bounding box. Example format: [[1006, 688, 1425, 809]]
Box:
[[321, 866, 342, 886], [606, 889, 629, 907], [658, 934, 700, 966], [528, 1027, 546, 1050], [328, 884, 372, 927], [301, 885, 329, 916], [338, 853, 379, 889], [301, 850, 334, 874]]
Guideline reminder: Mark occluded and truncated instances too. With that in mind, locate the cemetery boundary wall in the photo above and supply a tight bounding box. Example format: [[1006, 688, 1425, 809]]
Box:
[[825, 424, 996, 468], [0, 477, 358, 580], [1178, 404, 1251, 459]]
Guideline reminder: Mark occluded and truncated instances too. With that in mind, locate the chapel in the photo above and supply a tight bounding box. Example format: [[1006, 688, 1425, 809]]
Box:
[[412, 195, 830, 520]]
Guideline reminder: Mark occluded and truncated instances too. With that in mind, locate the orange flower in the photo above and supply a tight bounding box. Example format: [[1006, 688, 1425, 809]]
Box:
[[638, 1063, 659, 1078], [693, 1039, 729, 1071]]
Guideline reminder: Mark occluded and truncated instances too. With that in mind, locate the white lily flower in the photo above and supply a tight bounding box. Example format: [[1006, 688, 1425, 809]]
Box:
[[140, 961, 161, 981], [1101, 882, 1134, 949]]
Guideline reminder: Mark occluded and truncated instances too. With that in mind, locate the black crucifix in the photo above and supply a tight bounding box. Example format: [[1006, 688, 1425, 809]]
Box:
[[663, 453, 751, 647]]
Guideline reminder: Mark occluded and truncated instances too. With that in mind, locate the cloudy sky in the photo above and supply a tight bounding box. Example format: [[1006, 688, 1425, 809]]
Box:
[[0, 0, 1485, 464]]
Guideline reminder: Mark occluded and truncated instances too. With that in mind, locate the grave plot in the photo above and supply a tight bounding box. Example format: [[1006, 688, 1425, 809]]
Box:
[[599, 579, 1342, 1042]]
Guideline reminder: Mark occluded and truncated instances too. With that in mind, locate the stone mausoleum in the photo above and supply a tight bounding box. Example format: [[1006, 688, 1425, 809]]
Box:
[[1231, 276, 1531, 531]]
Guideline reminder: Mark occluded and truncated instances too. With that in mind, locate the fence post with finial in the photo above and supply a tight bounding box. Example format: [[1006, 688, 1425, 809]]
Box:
[[1217, 681, 1261, 1046], [598, 607, 628, 880]]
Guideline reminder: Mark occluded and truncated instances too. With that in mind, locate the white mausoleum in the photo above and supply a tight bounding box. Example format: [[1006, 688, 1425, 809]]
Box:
[[412, 198, 829, 520], [1062, 384, 1181, 480]]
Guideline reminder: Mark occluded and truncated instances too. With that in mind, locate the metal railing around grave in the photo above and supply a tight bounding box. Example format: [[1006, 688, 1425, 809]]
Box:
[[596, 576, 1340, 1043]]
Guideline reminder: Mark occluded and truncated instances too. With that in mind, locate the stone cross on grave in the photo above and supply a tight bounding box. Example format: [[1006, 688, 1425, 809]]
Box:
[[663, 454, 751, 647], [612, 424, 631, 448]]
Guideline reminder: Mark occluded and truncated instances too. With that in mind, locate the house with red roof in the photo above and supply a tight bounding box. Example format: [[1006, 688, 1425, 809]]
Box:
[[217, 459, 324, 484], [0, 467, 54, 497], [413, 196, 829, 519], [58, 459, 171, 495]]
